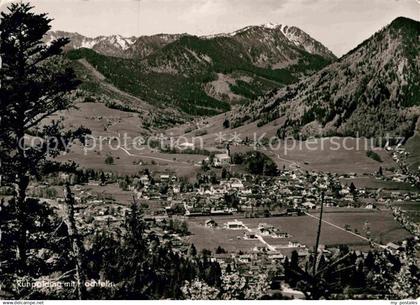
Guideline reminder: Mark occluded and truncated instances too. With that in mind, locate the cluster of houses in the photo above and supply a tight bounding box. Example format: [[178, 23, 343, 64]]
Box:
[[75, 169, 419, 223], [41, 142, 419, 262], [54, 185, 129, 234], [51, 162, 419, 235], [17, 138, 415, 302], [389, 145, 420, 184], [168, 169, 417, 218], [134, 170, 324, 217]]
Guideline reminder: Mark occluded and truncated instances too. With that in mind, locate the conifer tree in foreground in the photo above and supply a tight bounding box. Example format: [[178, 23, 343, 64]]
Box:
[[0, 3, 86, 272], [63, 183, 87, 300]]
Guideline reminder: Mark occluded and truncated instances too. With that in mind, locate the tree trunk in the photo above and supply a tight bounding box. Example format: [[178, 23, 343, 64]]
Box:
[[63, 183, 87, 300], [14, 125, 30, 274], [312, 191, 324, 278], [16, 174, 29, 274]]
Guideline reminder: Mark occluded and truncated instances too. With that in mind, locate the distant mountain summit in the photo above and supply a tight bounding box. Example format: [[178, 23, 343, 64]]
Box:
[[44, 31, 137, 58], [201, 23, 336, 62], [140, 23, 336, 80], [125, 34, 186, 59], [232, 17, 420, 139]]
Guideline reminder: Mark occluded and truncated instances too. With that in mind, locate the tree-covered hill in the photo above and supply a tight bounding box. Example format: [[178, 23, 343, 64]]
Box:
[[232, 17, 420, 140]]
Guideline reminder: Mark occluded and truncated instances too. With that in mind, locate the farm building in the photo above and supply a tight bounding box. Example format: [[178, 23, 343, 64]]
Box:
[[214, 153, 231, 167], [179, 142, 195, 150], [288, 241, 304, 248], [205, 219, 218, 228], [243, 232, 257, 240], [160, 174, 170, 182], [302, 201, 316, 209], [223, 219, 244, 230]]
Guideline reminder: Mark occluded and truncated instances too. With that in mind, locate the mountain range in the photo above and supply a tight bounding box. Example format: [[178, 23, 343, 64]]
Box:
[[44, 31, 184, 59], [231, 17, 420, 139], [45, 23, 335, 61], [45, 23, 336, 120]]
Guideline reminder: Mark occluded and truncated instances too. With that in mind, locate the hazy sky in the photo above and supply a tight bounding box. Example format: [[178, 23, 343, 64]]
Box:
[[1, 0, 419, 56]]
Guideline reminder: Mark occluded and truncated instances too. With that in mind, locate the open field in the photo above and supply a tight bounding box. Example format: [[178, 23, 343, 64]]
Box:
[[46, 102, 204, 177], [340, 177, 419, 191], [166, 114, 396, 175], [185, 208, 411, 254], [185, 221, 266, 253], [241, 139, 393, 174], [56, 142, 204, 178], [391, 201, 420, 222], [165, 113, 283, 142], [309, 209, 411, 245], [405, 117, 420, 172], [226, 141, 394, 175], [57, 138, 396, 179], [44, 102, 398, 177], [49, 102, 148, 138], [405, 133, 420, 174], [83, 183, 135, 205], [266, 139, 393, 174]]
